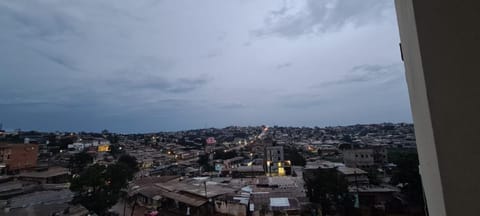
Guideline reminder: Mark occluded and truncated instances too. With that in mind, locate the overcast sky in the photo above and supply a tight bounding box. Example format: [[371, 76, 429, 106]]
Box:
[[0, 0, 411, 133]]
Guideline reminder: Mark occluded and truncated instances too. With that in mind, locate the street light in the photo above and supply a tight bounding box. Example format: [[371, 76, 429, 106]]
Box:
[[266, 160, 272, 176]]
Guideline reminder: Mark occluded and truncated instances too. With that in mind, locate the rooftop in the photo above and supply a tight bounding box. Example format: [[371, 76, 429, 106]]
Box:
[[18, 167, 70, 179], [337, 167, 368, 175]]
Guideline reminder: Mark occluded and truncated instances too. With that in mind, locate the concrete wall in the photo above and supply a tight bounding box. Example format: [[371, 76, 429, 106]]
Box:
[[0, 144, 38, 172], [215, 200, 246, 216], [395, 0, 480, 215]]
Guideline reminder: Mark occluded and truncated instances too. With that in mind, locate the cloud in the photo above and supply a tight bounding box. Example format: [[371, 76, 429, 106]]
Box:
[[0, 100, 53, 106], [276, 62, 292, 70], [0, 1, 80, 42], [204, 49, 223, 58], [314, 63, 404, 87], [281, 97, 329, 109], [242, 41, 252, 47], [32, 49, 80, 72], [218, 103, 246, 110], [168, 77, 209, 93], [216, 33, 227, 42], [254, 0, 393, 38], [0, 1, 410, 132], [106, 75, 209, 94]]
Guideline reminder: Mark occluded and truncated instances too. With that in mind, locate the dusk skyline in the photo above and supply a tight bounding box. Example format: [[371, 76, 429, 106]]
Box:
[[0, 0, 411, 133]]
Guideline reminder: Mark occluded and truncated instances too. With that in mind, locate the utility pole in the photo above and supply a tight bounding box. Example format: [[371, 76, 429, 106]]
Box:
[[204, 180, 208, 198]]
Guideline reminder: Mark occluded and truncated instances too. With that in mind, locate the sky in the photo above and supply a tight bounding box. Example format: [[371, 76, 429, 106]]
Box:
[[0, 0, 412, 133]]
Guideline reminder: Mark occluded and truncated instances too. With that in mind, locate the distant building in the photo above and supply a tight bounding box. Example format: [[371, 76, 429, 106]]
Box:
[[223, 156, 244, 169], [337, 166, 369, 185], [343, 148, 375, 169], [317, 144, 339, 156], [264, 146, 291, 176], [367, 144, 389, 166], [343, 146, 388, 170], [17, 167, 70, 184], [214, 194, 248, 216], [205, 137, 216, 153], [0, 143, 38, 173], [97, 144, 110, 152], [68, 138, 110, 153]]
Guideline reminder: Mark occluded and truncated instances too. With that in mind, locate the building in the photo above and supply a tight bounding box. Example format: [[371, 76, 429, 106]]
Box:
[[128, 176, 237, 216], [223, 156, 244, 169], [343, 146, 388, 170], [317, 144, 339, 156], [205, 137, 216, 153], [348, 185, 400, 215], [229, 165, 265, 178], [336, 166, 369, 185], [17, 167, 70, 184], [367, 144, 388, 166], [249, 176, 308, 216], [67, 139, 111, 153], [264, 146, 291, 176], [3, 189, 83, 215], [0, 143, 38, 173], [343, 149, 374, 170], [214, 194, 249, 216]]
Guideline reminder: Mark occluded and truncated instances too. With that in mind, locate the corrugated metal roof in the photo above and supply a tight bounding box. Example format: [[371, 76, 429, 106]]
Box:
[[161, 191, 207, 207], [270, 197, 289, 207]]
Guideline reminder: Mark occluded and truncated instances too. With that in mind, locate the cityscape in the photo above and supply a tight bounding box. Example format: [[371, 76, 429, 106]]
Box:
[[0, 0, 428, 215], [0, 123, 425, 215]]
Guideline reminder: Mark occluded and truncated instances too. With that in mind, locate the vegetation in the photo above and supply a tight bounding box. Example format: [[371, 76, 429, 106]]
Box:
[[197, 154, 214, 172], [68, 152, 93, 174], [213, 149, 238, 160], [284, 147, 306, 166], [389, 149, 425, 208], [304, 168, 358, 216], [109, 144, 126, 158], [118, 154, 139, 173], [70, 155, 138, 214]]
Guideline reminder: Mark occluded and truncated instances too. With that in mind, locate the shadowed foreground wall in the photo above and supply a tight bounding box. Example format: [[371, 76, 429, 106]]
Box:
[[395, 0, 480, 215]]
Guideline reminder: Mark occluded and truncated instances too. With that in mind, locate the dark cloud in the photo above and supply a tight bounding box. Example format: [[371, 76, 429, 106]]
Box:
[[0, 1, 409, 132], [106, 75, 209, 94], [314, 64, 404, 87], [168, 77, 209, 93], [0, 100, 53, 106], [218, 103, 246, 110], [276, 62, 292, 70], [281, 97, 330, 109], [0, 1, 80, 41], [254, 0, 393, 38], [32, 49, 80, 72]]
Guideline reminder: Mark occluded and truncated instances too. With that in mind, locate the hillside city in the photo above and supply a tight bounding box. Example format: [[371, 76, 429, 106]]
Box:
[[0, 123, 425, 216]]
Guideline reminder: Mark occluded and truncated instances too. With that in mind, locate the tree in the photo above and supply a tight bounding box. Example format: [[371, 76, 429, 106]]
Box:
[[213, 149, 237, 160], [389, 150, 425, 208], [367, 169, 381, 185], [69, 152, 93, 174], [70, 161, 135, 214], [284, 147, 306, 166], [106, 134, 119, 144], [118, 154, 139, 174], [304, 168, 356, 216], [110, 144, 125, 158], [59, 136, 76, 149], [70, 164, 112, 213], [341, 134, 353, 143], [198, 154, 214, 172]]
